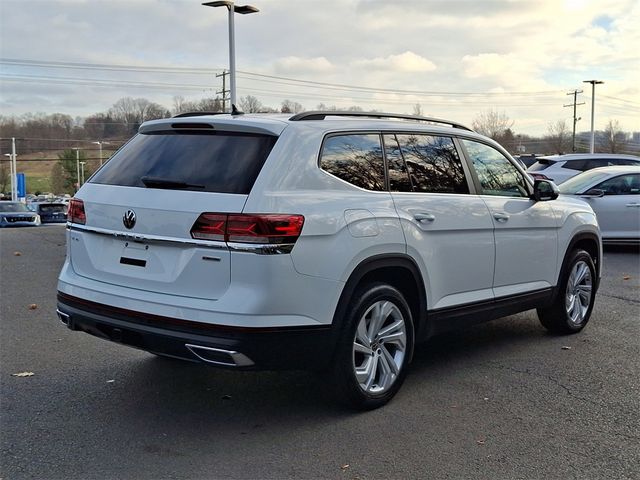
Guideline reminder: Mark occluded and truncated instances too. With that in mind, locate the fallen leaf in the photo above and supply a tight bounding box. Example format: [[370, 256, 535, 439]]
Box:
[[623, 275, 630, 280], [340, 464, 350, 471], [477, 439, 486, 445], [483, 397, 489, 401], [28, 304, 38, 310], [561, 346, 572, 350], [12, 372, 34, 377], [14, 251, 22, 256]]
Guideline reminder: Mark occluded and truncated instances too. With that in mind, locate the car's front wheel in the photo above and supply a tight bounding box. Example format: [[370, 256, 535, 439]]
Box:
[[537, 249, 596, 334], [333, 282, 414, 410]]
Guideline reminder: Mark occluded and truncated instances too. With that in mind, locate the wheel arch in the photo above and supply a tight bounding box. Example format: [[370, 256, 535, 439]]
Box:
[[332, 254, 429, 343], [559, 231, 602, 294]]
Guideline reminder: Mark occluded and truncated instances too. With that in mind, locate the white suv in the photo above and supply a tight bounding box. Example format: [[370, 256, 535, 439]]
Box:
[[528, 153, 640, 184], [57, 111, 602, 409]]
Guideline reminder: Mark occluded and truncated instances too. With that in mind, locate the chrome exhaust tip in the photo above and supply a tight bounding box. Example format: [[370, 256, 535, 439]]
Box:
[[185, 344, 254, 367], [56, 309, 70, 326]]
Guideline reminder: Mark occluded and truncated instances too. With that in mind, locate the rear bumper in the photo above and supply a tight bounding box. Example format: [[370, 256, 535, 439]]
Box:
[[56, 292, 336, 370]]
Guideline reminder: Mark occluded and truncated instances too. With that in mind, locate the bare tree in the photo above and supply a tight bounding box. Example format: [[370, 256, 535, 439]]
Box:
[[109, 97, 169, 133], [601, 119, 627, 153], [281, 99, 304, 113], [472, 110, 515, 141], [546, 120, 570, 154], [239, 95, 263, 113]]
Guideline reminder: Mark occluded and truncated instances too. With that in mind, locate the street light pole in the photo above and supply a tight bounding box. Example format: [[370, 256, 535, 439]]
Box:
[[92, 141, 109, 166], [11, 137, 17, 201], [3, 153, 16, 201], [72, 148, 80, 192], [583, 80, 604, 154], [203, 1, 259, 111]]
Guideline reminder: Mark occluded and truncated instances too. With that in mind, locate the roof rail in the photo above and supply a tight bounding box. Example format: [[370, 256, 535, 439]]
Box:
[[288, 111, 473, 131], [172, 111, 226, 118]]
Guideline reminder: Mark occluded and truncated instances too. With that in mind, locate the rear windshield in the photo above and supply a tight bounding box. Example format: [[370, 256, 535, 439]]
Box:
[[90, 131, 278, 194], [39, 204, 67, 213], [528, 159, 555, 171]]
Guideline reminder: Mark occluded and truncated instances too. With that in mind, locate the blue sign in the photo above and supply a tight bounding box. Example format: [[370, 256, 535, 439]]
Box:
[[17, 172, 25, 199]]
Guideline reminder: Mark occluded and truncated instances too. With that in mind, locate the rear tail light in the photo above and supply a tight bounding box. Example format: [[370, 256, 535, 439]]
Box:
[[68, 198, 86, 224], [530, 173, 551, 181], [191, 213, 304, 244]]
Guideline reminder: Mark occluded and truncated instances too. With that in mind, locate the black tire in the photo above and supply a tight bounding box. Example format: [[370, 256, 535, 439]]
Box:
[[537, 249, 596, 335], [332, 282, 414, 410]]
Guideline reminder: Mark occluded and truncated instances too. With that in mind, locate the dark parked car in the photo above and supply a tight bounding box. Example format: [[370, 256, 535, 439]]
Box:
[[0, 201, 41, 227], [29, 202, 68, 223]]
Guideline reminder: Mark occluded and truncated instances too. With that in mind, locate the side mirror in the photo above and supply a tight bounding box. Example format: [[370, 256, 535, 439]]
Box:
[[532, 179, 559, 201], [582, 188, 605, 198]]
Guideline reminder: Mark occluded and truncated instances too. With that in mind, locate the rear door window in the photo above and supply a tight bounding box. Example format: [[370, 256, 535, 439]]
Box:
[[320, 134, 386, 191], [90, 131, 278, 194]]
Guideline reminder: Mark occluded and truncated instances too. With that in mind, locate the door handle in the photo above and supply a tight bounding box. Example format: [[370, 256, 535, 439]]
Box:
[[625, 203, 640, 207], [493, 212, 510, 222], [413, 212, 435, 222]]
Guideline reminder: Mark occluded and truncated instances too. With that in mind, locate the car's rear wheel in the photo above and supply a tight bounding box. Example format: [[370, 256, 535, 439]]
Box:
[[332, 282, 414, 410], [537, 249, 596, 334]]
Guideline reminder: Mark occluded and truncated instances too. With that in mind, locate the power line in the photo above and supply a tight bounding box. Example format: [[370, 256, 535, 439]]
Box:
[[0, 57, 566, 97]]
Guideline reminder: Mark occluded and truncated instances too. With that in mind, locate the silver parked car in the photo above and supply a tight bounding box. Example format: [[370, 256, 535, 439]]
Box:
[[0, 201, 41, 227], [558, 166, 640, 244]]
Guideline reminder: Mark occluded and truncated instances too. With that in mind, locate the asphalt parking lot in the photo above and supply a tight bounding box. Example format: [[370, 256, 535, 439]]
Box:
[[1, 225, 639, 480]]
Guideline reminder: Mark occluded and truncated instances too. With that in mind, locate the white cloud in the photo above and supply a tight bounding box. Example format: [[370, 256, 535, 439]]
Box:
[[273, 56, 334, 74], [354, 51, 436, 73]]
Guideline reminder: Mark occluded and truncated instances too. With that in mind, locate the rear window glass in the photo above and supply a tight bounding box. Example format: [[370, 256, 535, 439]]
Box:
[[320, 134, 386, 191], [39, 204, 67, 213], [90, 131, 277, 194], [528, 159, 555, 171]]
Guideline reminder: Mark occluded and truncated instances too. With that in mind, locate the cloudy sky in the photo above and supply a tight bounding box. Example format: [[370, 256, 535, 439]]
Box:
[[1, 0, 638, 135]]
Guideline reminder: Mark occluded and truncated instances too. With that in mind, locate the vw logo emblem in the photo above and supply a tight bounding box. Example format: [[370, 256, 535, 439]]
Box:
[[123, 209, 136, 229]]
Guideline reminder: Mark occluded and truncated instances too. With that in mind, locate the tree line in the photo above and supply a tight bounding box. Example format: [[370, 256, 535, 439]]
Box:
[[0, 95, 638, 194]]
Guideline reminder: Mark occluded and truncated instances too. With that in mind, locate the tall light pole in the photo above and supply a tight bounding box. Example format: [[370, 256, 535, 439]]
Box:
[[203, 1, 259, 111], [583, 80, 604, 154], [92, 141, 109, 166], [3, 152, 17, 201], [80, 162, 86, 186], [72, 147, 80, 192]]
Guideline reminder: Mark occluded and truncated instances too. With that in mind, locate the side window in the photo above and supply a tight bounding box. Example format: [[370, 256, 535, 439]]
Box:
[[563, 159, 588, 171], [461, 139, 529, 197], [320, 134, 385, 191], [383, 134, 413, 192], [395, 134, 469, 194], [595, 174, 640, 195]]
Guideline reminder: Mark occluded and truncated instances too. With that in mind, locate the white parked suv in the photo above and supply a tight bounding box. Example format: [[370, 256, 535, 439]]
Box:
[[528, 153, 640, 184], [57, 111, 602, 409]]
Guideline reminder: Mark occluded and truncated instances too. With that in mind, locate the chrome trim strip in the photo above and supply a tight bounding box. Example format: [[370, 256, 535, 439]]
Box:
[[67, 223, 228, 250], [68, 223, 295, 254], [228, 242, 294, 255], [185, 344, 255, 367]]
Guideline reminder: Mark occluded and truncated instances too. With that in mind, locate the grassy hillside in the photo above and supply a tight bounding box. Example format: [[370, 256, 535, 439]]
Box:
[[9, 149, 117, 194]]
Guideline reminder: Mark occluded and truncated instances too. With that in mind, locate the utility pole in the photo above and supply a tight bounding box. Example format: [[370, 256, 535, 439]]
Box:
[[216, 70, 230, 112], [564, 89, 584, 152], [583, 79, 604, 154]]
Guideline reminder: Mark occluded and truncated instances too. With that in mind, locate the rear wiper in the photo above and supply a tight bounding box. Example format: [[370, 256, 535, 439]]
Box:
[[140, 176, 205, 190]]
